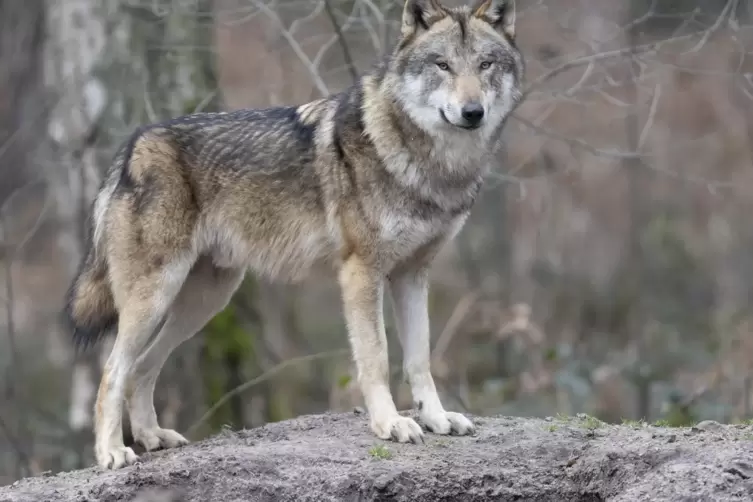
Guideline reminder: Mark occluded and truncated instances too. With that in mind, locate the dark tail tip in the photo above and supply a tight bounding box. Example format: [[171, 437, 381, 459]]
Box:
[[63, 276, 118, 353]]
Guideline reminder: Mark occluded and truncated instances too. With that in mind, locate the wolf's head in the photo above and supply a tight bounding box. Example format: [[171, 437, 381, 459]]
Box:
[[387, 0, 524, 137]]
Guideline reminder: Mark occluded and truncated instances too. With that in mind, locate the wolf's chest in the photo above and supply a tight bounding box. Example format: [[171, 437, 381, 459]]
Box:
[[376, 206, 450, 259], [380, 209, 432, 239]]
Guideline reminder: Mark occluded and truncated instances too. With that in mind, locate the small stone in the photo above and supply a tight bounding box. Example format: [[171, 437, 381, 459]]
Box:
[[667, 434, 677, 443], [353, 406, 365, 415], [693, 420, 723, 432]]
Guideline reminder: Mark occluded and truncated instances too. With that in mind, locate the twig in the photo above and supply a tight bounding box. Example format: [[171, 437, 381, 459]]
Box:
[[524, 24, 740, 97], [248, 0, 329, 96], [192, 90, 218, 114], [685, 0, 738, 53], [0, 181, 50, 256], [431, 292, 481, 367], [637, 83, 661, 151], [186, 349, 349, 438], [513, 114, 746, 190], [0, 411, 31, 478], [512, 115, 642, 160], [323, 0, 358, 83]]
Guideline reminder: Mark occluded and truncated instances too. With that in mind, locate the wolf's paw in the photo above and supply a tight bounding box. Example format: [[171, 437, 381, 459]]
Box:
[[97, 444, 139, 470], [421, 410, 475, 436], [134, 427, 189, 452], [371, 415, 424, 444]]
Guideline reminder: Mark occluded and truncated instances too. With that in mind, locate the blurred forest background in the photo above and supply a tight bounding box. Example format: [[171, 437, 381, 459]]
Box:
[[0, 0, 752, 484]]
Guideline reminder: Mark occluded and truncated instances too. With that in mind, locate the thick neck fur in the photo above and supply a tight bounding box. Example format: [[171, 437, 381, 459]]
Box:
[[360, 73, 488, 215]]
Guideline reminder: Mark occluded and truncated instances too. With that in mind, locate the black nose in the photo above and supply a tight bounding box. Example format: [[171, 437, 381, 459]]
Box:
[[461, 103, 484, 125]]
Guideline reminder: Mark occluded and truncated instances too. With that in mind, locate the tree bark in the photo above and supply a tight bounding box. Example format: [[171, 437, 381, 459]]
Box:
[[44, 0, 218, 438], [0, 0, 47, 482]]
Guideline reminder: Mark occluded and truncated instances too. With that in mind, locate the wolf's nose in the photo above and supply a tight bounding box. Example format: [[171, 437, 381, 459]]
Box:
[[461, 103, 484, 125]]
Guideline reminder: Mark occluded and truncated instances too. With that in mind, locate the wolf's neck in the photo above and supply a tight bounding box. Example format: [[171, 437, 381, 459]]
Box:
[[359, 78, 486, 214]]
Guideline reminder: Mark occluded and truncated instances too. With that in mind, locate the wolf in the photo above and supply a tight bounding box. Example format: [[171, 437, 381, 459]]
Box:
[[64, 0, 524, 469]]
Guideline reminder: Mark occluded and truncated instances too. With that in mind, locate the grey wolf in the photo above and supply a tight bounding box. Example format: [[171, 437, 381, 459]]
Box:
[[64, 0, 524, 469]]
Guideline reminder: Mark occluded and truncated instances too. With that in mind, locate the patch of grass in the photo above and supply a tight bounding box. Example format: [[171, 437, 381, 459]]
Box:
[[652, 417, 694, 428], [368, 444, 393, 460], [621, 418, 647, 429], [546, 424, 558, 432], [555, 413, 573, 423], [742, 433, 753, 441], [581, 415, 604, 431], [735, 418, 753, 426]]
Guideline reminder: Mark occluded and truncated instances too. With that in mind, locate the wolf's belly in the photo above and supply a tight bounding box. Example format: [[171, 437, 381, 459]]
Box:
[[193, 215, 336, 281]]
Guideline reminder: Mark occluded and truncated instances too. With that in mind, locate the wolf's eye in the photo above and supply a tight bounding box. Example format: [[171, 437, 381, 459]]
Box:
[[436, 62, 450, 71], [480, 61, 493, 70]]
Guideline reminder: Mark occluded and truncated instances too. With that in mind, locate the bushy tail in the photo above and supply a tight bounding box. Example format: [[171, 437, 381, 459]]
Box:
[[64, 183, 119, 350]]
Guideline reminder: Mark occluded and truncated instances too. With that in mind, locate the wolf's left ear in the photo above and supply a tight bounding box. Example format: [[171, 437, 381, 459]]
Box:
[[401, 0, 447, 38], [473, 0, 516, 40]]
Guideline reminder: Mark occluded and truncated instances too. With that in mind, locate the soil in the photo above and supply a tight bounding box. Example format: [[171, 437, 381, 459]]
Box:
[[2, 411, 753, 501]]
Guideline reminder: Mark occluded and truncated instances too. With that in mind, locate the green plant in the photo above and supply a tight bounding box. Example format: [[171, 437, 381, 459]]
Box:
[[368, 444, 393, 460], [581, 415, 603, 431], [621, 418, 647, 429]]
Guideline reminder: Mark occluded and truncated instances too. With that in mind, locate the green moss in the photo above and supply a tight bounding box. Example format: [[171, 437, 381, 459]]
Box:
[[368, 444, 393, 460], [337, 374, 353, 389]]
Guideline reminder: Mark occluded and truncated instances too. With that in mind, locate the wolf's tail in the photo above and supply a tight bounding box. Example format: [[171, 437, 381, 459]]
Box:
[[64, 171, 120, 350]]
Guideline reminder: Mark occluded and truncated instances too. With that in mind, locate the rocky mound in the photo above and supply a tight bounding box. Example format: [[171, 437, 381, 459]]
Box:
[[2, 411, 753, 501]]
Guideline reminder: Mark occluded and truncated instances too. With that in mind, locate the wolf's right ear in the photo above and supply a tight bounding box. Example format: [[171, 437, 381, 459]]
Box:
[[473, 0, 516, 40], [401, 0, 447, 38]]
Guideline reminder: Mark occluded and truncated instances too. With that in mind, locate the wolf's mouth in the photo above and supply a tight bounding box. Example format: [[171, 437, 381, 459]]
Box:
[[439, 109, 481, 130]]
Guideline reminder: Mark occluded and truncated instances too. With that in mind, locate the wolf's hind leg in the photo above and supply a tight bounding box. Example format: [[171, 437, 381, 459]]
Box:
[[339, 256, 424, 444], [127, 257, 245, 452], [388, 267, 475, 436], [95, 256, 193, 469]]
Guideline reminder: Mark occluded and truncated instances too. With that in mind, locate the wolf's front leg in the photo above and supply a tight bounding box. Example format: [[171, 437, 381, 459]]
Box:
[[339, 256, 424, 443], [388, 268, 475, 436]]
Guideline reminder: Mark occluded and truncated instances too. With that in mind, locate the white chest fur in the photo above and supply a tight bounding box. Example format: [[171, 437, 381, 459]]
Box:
[[379, 206, 436, 243], [377, 205, 468, 263]]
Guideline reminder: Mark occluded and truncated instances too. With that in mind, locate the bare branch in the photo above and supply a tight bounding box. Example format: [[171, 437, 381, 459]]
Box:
[[323, 0, 358, 83], [186, 349, 349, 438], [685, 0, 739, 53], [637, 83, 661, 151], [248, 0, 330, 96]]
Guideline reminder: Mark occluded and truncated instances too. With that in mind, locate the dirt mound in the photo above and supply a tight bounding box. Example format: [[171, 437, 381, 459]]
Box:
[[2, 412, 753, 501]]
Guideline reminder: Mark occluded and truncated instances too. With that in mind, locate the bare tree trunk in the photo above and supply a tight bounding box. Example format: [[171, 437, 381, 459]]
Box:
[[44, 0, 218, 439], [44, 0, 110, 439], [0, 0, 47, 481], [623, 1, 653, 422]]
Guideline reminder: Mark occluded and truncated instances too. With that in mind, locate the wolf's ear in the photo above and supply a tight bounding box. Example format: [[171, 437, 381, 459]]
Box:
[[473, 0, 516, 40], [401, 0, 447, 38]]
